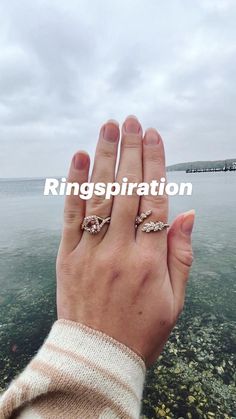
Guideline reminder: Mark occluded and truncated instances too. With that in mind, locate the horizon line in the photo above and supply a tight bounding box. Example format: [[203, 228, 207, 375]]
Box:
[[1, 157, 236, 180]]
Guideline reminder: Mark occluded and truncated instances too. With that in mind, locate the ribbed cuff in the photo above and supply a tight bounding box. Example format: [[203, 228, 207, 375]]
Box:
[[39, 319, 146, 418]]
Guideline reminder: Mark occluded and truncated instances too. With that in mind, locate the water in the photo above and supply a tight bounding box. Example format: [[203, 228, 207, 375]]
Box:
[[0, 173, 235, 418]]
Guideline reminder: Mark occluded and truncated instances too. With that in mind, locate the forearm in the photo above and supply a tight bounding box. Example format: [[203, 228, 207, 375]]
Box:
[[0, 320, 146, 419]]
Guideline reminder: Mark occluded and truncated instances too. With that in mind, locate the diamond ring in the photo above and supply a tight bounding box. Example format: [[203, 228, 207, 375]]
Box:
[[141, 221, 169, 233], [135, 210, 152, 228], [81, 215, 111, 235]]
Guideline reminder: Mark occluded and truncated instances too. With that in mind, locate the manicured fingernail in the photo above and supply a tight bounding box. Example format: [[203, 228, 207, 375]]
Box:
[[103, 121, 119, 142], [74, 153, 88, 170], [124, 116, 141, 134], [181, 210, 195, 235], [144, 128, 160, 145]]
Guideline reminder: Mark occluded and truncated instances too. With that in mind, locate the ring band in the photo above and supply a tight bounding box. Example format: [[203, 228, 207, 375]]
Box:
[[82, 215, 111, 235], [141, 221, 169, 233], [135, 210, 152, 228], [82, 211, 168, 235]]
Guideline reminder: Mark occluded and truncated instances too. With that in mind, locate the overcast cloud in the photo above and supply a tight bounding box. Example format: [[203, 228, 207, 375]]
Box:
[[0, 0, 236, 177]]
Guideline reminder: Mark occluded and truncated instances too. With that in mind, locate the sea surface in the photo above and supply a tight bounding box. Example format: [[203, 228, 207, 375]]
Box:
[[0, 172, 235, 418]]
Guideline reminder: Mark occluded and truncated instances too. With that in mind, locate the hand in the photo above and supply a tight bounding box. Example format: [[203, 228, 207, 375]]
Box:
[[56, 115, 194, 366]]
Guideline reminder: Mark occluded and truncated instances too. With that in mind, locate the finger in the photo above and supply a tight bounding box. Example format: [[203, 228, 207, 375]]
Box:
[[137, 129, 168, 251], [83, 120, 120, 243], [167, 210, 195, 315], [61, 151, 90, 254], [108, 116, 143, 241]]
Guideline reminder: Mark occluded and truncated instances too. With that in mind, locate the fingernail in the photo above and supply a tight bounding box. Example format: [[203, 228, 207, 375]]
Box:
[[103, 121, 119, 142], [74, 152, 88, 170], [181, 210, 195, 235], [144, 128, 160, 145], [124, 116, 141, 134]]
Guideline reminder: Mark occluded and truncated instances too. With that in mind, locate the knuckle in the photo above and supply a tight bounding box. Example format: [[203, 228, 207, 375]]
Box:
[[89, 194, 111, 212], [122, 136, 142, 149], [181, 249, 194, 268], [140, 257, 154, 272], [91, 193, 105, 205], [96, 147, 115, 160], [155, 193, 168, 206], [96, 252, 118, 274], [143, 192, 168, 208], [64, 208, 81, 226], [125, 172, 141, 184], [174, 249, 194, 274], [145, 149, 165, 165], [137, 253, 156, 276]]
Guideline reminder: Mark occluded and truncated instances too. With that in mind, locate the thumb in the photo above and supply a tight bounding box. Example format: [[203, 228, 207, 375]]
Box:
[[168, 210, 195, 315]]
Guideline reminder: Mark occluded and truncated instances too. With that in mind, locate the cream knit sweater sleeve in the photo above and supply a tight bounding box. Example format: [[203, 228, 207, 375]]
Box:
[[0, 319, 146, 419]]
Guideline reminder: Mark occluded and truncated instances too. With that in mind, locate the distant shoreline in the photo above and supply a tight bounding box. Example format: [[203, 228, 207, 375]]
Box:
[[1, 158, 236, 179], [167, 158, 236, 172], [0, 177, 55, 182]]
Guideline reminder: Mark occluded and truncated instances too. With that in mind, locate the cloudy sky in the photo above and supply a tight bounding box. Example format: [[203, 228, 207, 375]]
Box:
[[0, 0, 235, 178]]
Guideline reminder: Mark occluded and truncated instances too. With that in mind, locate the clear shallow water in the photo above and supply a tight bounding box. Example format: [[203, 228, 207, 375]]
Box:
[[0, 172, 235, 418]]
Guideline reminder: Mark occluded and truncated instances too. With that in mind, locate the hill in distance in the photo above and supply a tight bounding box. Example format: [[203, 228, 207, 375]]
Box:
[[167, 158, 236, 172]]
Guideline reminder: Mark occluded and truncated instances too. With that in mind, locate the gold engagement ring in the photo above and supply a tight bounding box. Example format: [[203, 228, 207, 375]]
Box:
[[141, 221, 169, 232], [135, 209, 169, 232], [81, 215, 111, 235], [135, 210, 152, 228]]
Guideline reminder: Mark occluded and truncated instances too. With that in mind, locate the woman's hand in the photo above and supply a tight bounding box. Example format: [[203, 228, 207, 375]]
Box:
[[56, 116, 194, 366]]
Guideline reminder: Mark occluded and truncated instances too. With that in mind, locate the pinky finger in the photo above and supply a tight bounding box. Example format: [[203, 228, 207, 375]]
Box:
[[61, 151, 90, 254]]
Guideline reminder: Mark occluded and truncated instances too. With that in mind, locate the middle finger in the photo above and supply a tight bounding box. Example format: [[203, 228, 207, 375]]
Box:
[[108, 116, 143, 241]]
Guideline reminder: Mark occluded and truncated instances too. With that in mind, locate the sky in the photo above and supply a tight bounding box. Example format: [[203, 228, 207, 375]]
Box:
[[0, 0, 236, 178]]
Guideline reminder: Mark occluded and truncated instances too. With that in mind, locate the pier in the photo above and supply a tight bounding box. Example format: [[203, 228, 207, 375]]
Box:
[[186, 162, 236, 173]]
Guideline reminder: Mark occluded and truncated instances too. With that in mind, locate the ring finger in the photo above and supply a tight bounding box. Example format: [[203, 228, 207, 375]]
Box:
[[137, 128, 168, 252], [82, 120, 120, 244]]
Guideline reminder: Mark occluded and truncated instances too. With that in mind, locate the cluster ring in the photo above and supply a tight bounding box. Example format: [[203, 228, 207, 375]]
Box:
[[135, 209, 169, 232], [81, 209, 168, 235], [141, 221, 169, 232], [81, 215, 111, 235]]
